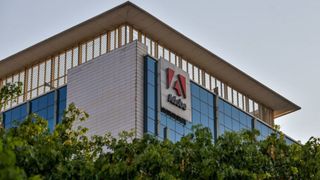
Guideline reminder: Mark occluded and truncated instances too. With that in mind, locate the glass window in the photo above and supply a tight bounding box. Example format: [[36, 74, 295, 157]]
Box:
[[72, 47, 79, 68], [81, 44, 86, 63], [191, 97, 200, 111], [151, 41, 155, 57], [32, 65, 38, 91], [86, 41, 93, 61], [182, 59, 187, 72], [146, 37, 151, 54], [121, 26, 126, 46], [191, 83, 200, 98], [238, 93, 243, 109], [164, 48, 169, 60], [231, 107, 240, 120], [205, 73, 210, 89], [193, 66, 199, 83], [110, 30, 115, 51], [216, 80, 221, 96], [224, 103, 232, 116], [158, 45, 163, 59], [187, 63, 193, 79], [66, 50, 72, 72], [133, 29, 138, 41], [170, 52, 175, 65], [199, 69, 203, 85], [59, 53, 65, 78], [249, 99, 254, 114], [101, 34, 107, 55], [94, 37, 101, 58]]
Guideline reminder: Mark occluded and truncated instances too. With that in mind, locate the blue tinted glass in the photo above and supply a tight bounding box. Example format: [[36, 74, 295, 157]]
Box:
[[185, 128, 192, 136], [232, 120, 240, 131], [160, 113, 167, 125], [58, 87, 67, 101], [209, 120, 214, 134], [169, 129, 176, 142], [58, 101, 66, 113], [4, 111, 12, 122], [47, 92, 55, 105], [208, 94, 214, 106], [39, 96, 47, 109], [147, 71, 155, 85], [246, 116, 252, 128], [220, 125, 225, 135], [147, 119, 155, 134], [201, 114, 209, 127], [186, 121, 192, 129], [219, 112, 225, 124], [191, 83, 199, 98], [167, 117, 175, 129], [176, 134, 182, 142], [224, 116, 232, 129], [224, 103, 232, 116], [147, 108, 156, 120], [239, 112, 246, 123], [48, 118, 55, 132], [147, 58, 156, 72], [31, 100, 38, 112], [192, 110, 200, 125], [191, 97, 200, 111], [4, 112, 11, 128], [200, 88, 208, 102], [57, 114, 63, 124], [218, 99, 224, 112], [208, 107, 214, 119], [12, 108, 20, 120], [176, 122, 184, 134], [159, 124, 165, 139], [231, 107, 240, 120], [20, 104, 27, 117], [147, 84, 155, 108], [200, 102, 208, 115], [39, 109, 47, 118], [47, 106, 54, 119]]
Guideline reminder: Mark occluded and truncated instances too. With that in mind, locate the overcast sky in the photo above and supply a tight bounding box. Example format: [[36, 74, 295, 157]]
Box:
[[1, 0, 319, 143]]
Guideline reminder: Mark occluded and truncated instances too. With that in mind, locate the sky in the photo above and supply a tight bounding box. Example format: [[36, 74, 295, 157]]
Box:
[[1, 0, 319, 143]]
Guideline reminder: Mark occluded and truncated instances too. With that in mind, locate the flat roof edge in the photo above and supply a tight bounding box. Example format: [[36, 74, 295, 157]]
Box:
[[0, 1, 300, 118]]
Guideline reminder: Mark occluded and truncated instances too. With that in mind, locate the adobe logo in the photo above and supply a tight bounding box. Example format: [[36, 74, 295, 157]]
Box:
[[166, 68, 187, 98], [166, 67, 187, 110], [160, 58, 191, 122]]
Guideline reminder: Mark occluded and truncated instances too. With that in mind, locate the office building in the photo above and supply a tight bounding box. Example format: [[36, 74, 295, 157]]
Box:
[[0, 2, 300, 143]]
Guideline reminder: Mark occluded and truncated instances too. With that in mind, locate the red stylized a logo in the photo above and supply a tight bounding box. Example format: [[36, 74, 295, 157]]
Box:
[[166, 68, 187, 98]]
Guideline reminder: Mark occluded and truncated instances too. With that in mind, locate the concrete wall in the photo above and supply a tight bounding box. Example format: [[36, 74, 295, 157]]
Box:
[[67, 41, 147, 138]]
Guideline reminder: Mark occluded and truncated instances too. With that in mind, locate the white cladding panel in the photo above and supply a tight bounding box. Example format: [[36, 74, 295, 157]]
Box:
[[67, 41, 147, 138], [159, 58, 192, 122]]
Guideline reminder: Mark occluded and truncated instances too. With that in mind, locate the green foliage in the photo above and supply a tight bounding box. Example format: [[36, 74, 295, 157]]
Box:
[[0, 82, 22, 112], [1, 83, 320, 179]]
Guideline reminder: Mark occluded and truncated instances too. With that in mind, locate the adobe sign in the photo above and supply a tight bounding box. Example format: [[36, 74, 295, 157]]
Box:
[[159, 58, 192, 122]]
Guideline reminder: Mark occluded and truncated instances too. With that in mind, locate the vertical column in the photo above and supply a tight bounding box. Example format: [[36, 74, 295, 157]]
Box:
[[26, 100, 31, 115], [164, 127, 168, 140], [156, 57, 161, 137], [54, 89, 58, 125], [252, 118, 256, 133], [213, 87, 219, 141]]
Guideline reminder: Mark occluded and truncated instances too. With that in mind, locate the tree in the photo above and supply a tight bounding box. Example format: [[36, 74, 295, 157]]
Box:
[[0, 83, 320, 179]]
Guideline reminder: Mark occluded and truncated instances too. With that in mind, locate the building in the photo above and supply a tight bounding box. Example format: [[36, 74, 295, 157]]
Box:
[[0, 2, 300, 143]]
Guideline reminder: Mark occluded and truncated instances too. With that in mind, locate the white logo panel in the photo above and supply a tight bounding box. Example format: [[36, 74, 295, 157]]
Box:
[[159, 58, 192, 122]]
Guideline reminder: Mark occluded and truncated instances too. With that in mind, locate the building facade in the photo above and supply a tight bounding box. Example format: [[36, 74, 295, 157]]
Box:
[[0, 2, 300, 143]]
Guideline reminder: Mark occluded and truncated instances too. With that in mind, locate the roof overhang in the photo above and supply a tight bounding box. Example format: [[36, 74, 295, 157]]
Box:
[[0, 1, 300, 118]]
